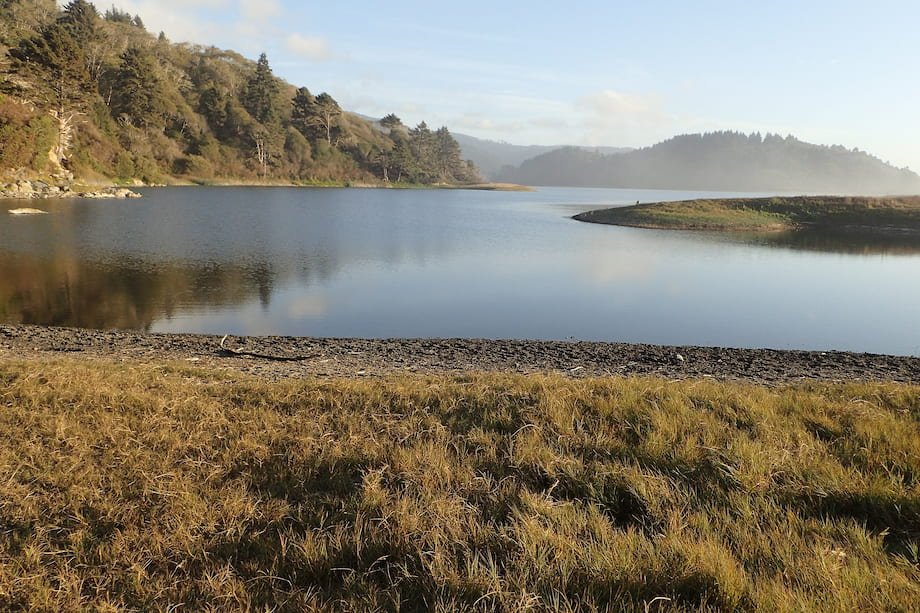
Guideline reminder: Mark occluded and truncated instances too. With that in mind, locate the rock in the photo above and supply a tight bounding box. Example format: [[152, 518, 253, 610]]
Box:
[[9, 208, 48, 215], [1, 180, 140, 200], [114, 188, 141, 198]]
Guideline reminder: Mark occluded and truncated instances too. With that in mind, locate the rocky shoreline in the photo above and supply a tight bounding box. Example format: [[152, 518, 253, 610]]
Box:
[[1, 179, 141, 200], [1, 325, 917, 384]]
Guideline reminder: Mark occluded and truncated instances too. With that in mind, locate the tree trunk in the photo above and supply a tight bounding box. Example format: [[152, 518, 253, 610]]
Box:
[[48, 106, 77, 178]]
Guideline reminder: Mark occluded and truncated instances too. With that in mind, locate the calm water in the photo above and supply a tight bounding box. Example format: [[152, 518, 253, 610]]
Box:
[[2, 186, 919, 355]]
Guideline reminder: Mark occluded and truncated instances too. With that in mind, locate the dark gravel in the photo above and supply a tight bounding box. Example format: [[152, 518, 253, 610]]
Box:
[[1, 325, 918, 385]]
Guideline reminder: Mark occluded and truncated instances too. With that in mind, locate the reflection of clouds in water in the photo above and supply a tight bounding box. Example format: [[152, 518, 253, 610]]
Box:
[[286, 294, 328, 319], [578, 238, 657, 285], [235, 306, 283, 337]]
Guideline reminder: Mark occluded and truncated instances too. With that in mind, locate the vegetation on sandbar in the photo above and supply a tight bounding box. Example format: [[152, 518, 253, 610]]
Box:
[[1, 358, 918, 610], [574, 196, 920, 233]]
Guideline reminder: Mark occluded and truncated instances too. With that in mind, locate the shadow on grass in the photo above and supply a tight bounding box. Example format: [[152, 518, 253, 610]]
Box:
[[791, 490, 920, 560]]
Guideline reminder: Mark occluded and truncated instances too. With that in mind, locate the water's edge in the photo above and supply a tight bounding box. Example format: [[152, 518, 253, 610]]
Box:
[[2, 325, 917, 384]]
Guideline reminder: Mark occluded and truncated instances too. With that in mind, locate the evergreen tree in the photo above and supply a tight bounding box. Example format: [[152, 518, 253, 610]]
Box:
[[110, 46, 165, 129], [290, 87, 315, 136], [103, 7, 133, 23], [198, 85, 229, 135], [242, 52, 279, 124], [290, 88, 342, 145], [408, 122, 436, 182], [58, 0, 97, 40], [389, 132, 415, 183], [7, 8, 95, 169], [380, 113, 402, 131], [435, 126, 463, 181]]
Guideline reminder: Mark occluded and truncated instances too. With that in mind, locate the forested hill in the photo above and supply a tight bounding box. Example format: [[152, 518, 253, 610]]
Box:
[[0, 1, 479, 186], [498, 132, 920, 194], [451, 132, 631, 180]]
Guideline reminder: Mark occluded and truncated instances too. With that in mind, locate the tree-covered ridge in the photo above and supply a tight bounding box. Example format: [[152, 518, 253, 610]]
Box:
[[0, 0, 480, 185], [499, 131, 920, 194]]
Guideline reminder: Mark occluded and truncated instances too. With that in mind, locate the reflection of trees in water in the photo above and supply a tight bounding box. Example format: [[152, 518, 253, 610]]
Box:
[[0, 254, 276, 330], [735, 229, 920, 256]]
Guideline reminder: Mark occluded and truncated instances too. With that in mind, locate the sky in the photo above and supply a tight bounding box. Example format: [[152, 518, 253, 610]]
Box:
[[101, 0, 920, 170]]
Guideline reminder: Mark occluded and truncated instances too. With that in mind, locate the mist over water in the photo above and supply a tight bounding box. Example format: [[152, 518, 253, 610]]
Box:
[[2, 186, 919, 355]]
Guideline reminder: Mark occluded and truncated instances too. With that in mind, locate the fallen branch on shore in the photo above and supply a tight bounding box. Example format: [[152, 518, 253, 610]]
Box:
[[218, 334, 320, 361]]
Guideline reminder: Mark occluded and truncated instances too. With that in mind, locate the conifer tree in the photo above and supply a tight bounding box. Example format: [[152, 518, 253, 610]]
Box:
[[380, 113, 402, 131], [290, 87, 316, 136], [111, 46, 165, 129], [242, 52, 279, 124]]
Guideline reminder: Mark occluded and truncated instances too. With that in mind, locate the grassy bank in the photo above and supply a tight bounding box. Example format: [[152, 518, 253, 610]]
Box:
[[574, 196, 920, 232], [1, 359, 918, 611]]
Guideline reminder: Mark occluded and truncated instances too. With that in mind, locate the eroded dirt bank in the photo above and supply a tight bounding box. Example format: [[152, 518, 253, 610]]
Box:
[[1, 325, 917, 384]]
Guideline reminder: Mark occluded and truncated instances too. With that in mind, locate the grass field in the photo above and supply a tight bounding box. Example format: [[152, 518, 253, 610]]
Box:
[[1, 359, 918, 611], [574, 196, 920, 233]]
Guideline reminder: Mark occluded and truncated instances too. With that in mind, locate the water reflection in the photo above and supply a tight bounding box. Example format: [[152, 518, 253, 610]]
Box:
[[2, 186, 919, 355], [758, 228, 920, 255], [0, 252, 276, 330]]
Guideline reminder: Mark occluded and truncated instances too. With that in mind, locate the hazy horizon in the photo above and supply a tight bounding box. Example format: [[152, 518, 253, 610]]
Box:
[[63, 1, 920, 171]]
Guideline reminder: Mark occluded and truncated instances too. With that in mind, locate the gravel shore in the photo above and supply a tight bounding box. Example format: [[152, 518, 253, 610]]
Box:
[[1, 325, 917, 384]]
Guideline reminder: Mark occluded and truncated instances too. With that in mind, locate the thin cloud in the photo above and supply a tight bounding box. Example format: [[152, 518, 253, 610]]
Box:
[[573, 89, 680, 146], [286, 33, 334, 61], [578, 90, 670, 124], [240, 0, 281, 20], [450, 115, 527, 133]]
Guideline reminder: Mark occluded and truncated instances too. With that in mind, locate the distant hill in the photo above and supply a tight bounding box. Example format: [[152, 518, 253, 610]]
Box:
[[452, 133, 630, 180], [497, 132, 920, 195]]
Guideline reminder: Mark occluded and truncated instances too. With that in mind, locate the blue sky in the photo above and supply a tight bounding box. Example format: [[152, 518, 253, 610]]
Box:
[[110, 0, 920, 170]]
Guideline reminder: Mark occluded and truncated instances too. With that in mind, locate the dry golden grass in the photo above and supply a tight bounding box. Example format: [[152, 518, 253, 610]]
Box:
[[1, 359, 918, 611]]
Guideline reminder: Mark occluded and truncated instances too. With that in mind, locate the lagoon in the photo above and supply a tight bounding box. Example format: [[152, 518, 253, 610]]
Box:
[[2, 186, 919, 355]]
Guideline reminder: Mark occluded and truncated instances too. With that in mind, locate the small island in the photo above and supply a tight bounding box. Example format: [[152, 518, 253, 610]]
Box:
[[574, 195, 920, 233]]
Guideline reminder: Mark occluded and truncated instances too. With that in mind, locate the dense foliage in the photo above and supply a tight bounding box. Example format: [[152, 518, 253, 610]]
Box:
[[0, 1, 479, 185], [500, 131, 920, 194]]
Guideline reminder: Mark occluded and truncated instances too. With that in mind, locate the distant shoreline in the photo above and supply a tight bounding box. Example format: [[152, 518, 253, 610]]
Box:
[[1, 180, 532, 199]]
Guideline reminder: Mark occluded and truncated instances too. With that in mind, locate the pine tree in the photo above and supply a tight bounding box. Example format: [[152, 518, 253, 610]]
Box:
[[290, 87, 315, 136], [110, 46, 165, 129], [389, 132, 415, 183], [435, 126, 463, 181], [58, 0, 97, 40], [242, 52, 279, 124], [290, 88, 342, 145], [380, 113, 402, 131]]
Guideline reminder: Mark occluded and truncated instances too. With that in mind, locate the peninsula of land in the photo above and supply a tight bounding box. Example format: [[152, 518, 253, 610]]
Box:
[[574, 196, 920, 233]]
